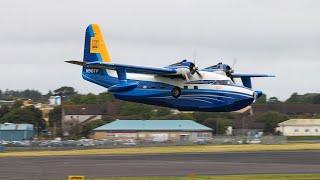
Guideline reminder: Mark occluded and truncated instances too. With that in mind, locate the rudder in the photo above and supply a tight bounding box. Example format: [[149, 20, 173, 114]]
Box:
[[83, 24, 111, 63]]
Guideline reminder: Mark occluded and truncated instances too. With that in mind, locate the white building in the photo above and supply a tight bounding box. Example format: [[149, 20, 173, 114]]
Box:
[[91, 120, 213, 142], [62, 104, 113, 136], [49, 96, 61, 106], [277, 119, 320, 136]]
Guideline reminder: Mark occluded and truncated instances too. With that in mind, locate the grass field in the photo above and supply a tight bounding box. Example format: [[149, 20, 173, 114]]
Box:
[[288, 136, 320, 140], [89, 174, 320, 180], [1, 143, 320, 157]]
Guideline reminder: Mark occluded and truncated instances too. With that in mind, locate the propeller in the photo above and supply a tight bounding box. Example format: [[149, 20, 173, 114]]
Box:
[[225, 58, 237, 82], [231, 58, 237, 71], [173, 59, 203, 81], [189, 62, 202, 78], [225, 65, 234, 82]]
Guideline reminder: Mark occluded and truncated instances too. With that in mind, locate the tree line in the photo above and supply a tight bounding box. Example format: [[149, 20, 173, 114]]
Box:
[[1, 87, 320, 104], [0, 86, 319, 139]]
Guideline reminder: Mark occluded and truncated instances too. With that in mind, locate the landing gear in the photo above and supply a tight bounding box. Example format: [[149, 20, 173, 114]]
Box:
[[171, 86, 181, 98]]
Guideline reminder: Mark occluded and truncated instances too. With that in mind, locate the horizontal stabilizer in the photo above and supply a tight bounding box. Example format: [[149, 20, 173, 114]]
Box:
[[232, 73, 274, 89], [65, 60, 85, 66]]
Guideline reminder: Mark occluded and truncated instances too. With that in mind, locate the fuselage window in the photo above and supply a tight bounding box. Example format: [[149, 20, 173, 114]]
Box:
[[194, 86, 198, 89], [184, 86, 188, 89]]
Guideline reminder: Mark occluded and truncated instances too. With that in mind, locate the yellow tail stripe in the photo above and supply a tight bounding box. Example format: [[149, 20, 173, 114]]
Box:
[[91, 24, 111, 62]]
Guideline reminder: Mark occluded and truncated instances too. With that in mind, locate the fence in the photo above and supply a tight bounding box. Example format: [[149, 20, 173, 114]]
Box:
[[0, 135, 291, 151]]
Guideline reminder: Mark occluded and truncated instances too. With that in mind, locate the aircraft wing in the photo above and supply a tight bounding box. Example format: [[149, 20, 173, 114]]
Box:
[[66, 61, 177, 75], [232, 73, 275, 78]]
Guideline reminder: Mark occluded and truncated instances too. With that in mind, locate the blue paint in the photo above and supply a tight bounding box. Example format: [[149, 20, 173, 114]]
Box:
[[108, 82, 138, 92]]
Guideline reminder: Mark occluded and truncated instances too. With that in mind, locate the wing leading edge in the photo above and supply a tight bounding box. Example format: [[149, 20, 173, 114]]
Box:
[[65, 60, 177, 75], [232, 73, 275, 78]]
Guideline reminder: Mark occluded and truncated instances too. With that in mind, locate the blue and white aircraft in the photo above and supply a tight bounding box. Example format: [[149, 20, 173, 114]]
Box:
[[66, 24, 274, 112]]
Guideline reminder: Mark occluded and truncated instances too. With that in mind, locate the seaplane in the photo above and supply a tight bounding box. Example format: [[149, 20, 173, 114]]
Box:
[[66, 24, 274, 112]]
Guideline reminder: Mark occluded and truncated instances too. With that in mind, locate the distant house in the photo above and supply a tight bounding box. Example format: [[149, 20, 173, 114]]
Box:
[[277, 119, 320, 136], [0, 100, 15, 108], [0, 123, 34, 141], [62, 103, 115, 136], [253, 104, 320, 115], [91, 120, 212, 142], [62, 104, 114, 124]]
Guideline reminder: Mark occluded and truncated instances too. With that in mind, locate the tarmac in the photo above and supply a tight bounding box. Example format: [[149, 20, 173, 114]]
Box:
[[1, 151, 320, 179]]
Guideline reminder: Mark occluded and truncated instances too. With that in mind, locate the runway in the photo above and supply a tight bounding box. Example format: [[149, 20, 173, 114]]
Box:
[[1, 151, 320, 179]]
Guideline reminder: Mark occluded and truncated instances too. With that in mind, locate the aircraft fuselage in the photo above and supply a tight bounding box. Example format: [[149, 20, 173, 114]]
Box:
[[82, 68, 255, 112]]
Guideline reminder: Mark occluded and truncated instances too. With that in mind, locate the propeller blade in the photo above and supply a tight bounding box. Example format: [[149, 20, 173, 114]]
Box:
[[192, 49, 197, 64], [189, 63, 196, 75], [184, 72, 190, 81], [196, 69, 202, 78], [232, 58, 237, 70]]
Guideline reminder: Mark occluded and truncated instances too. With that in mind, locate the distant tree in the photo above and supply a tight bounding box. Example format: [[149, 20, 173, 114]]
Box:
[[0, 89, 42, 101], [43, 90, 53, 99], [0, 105, 10, 118], [21, 89, 42, 101], [313, 95, 320, 104], [153, 107, 171, 117], [119, 102, 154, 119], [194, 112, 235, 122], [67, 121, 82, 139], [69, 93, 98, 104], [285, 93, 320, 104], [81, 119, 113, 137], [285, 92, 299, 103], [48, 106, 62, 137], [256, 111, 289, 134], [255, 94, 267, 104], [200, 118, 232, 135], [0, 105, 46, 135], [66, 92, 114, 105], [54, 86, 78, 101], [268, 97, 281, 104], [11, 99, 23, 109]]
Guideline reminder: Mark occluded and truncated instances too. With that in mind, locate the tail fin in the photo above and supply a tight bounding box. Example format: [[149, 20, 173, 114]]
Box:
[[83, 24, 111, 63]]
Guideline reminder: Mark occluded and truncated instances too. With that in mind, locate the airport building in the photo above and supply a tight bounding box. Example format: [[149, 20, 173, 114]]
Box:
[[91, 120, 212, 142], [0, 123, 34, 141], [277, 119, 320, 136]]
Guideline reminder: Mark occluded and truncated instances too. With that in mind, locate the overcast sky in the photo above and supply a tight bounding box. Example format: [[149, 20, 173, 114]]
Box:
[[0, 0, 319, 100]]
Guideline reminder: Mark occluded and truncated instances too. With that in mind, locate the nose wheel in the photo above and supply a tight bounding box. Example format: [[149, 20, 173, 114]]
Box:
[[171, 86, 181, 98]]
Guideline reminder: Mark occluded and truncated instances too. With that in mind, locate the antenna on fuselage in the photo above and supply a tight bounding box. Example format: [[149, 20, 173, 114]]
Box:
[[192, 48, 197, 64], [232, 58, 237, 72]]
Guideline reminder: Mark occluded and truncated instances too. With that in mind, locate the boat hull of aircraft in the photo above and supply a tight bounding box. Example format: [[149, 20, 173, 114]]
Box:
[[114, 90, 255, 112]]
